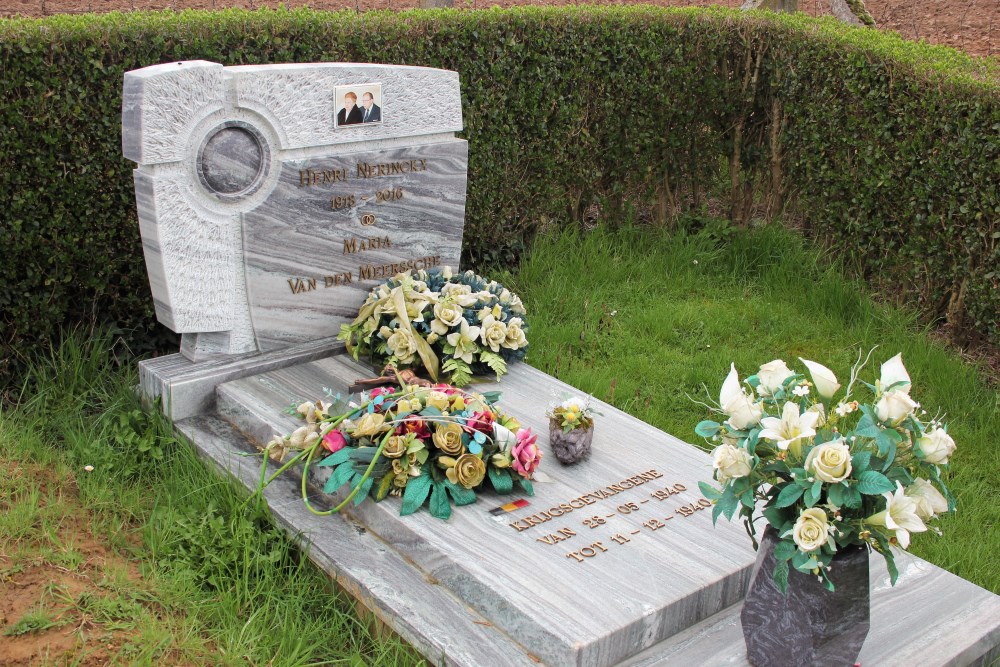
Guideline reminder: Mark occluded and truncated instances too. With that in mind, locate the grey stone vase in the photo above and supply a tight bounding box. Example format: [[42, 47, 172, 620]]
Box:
[[741, 527, 870, 667], [549, 420, 594, 464]]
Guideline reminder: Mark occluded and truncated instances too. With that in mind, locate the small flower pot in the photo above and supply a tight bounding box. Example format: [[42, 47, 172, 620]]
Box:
[[549, 419, 594, 464]]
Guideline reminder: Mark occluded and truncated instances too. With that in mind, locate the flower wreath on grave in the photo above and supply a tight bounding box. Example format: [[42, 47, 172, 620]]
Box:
[[337, 267, 528, 387], [258, 383, 540, 520], [697, 352, 957, 591]]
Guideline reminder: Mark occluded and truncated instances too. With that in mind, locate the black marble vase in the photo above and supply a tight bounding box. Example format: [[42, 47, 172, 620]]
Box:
[[741, 527, 870, 667]]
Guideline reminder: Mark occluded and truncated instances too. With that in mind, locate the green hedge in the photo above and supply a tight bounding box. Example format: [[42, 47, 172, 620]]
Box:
[[1, 7, 997, 387]]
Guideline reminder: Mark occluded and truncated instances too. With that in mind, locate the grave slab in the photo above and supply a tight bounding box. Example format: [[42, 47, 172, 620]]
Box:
[[214, 354, 756, 667]]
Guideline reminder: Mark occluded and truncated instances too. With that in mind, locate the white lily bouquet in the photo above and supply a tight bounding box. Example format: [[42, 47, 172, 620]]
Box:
[[697, 352, 956, 591], [338, 267, 528, 387]]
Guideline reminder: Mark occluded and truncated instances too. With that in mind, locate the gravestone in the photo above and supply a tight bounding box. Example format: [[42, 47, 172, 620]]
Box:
[[128, 62, 1000, 666], [123, 61, 467, 360]]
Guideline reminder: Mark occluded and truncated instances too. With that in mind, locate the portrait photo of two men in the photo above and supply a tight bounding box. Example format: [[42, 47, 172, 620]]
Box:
[[335, 83, 382, 128]]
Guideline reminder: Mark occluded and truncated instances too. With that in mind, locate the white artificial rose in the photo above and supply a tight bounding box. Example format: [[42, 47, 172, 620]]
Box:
[[503, 318, 528, 350], [720, 364, 764, 430], [757, 359, 795, 396], [430, 301, 466, 335], [804, 438, 852, 483], [880, 353, 912, 395], [385, 329, 418, 364], [289, 425, 319, 449], [480, 314, 508, 353], [917, 427, 956, 464], [799, 358, 841, 399], [875, 389, 918, 423], [792, 507, 830, 552], [905, 479, 949, 520], [712, 444, 753, 484]]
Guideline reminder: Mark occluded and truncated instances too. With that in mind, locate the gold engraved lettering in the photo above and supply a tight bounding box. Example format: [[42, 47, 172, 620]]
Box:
[[640, 469, 664, 480], [356, 159, 428, 179], [566, 551, 585, 563], [323, 272, 353, 288], [509, 520, 530, 532], [287, 277, 317, 294], [610, 533, 631, 545], [343, 238, 357, 255], [536, 526, 576, 546]]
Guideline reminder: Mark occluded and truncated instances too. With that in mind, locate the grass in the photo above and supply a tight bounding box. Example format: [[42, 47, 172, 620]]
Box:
[[504, 222, 999, 593], [0, 334, 423, 666], [0, 221, 996, 664]]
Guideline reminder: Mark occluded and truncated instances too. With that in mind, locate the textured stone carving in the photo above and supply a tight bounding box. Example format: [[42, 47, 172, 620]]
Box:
[[123, 61, 467, 361]]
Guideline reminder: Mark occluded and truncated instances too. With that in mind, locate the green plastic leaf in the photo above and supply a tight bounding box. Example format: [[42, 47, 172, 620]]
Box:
[[828, 483, 846, 508], [844, 487, 862, 508], [855, 411, 880, 437], [444, 480, 477, 506], [352, 476, 374, 506], [318, 449, 351, 467], [429, 482, 452, 520], [517, 477, 534, 496], [803, 479, 822, 508], [695, 420, 721, 438], [488, 466, 513, 493], [775, 483, 805, 508], [773, 539, 796, 562], [480, 391, 502, 405], [324, 461, 356, 494], [851, 451, 871, 473], [857, 470, 895, 495], [717, 487, 739, 520], [698, 481, 722, 500], [773, 559, 790, 593], [400, 474, 433, 515], [420, 406, 443, 418]]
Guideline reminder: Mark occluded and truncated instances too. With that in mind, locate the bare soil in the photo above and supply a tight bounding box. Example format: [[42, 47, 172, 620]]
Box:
[[0, 0, 997, 58], [0, 461, 158, 666]]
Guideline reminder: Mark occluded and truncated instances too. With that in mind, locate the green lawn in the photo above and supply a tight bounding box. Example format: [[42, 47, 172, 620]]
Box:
[[1, 222, 996, 664]]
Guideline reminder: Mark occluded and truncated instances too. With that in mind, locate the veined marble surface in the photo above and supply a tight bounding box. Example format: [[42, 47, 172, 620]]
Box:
[[123, 61, 467, 361], [243, 140, 467, 351], [214, 354, 756, 667], [158, 350, 1000, 666]]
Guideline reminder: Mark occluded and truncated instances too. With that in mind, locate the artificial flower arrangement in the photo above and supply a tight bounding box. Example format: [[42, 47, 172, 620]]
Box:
[[697, 352, 956, 591], [547, 396, 602, 464], [260, 383, 541, 520], [338, 267, 528, 387]]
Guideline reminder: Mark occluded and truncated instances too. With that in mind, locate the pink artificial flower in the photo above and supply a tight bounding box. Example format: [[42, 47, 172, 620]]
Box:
[[322, 429, 348, 453], [369, 386, 395, 412], [432, 383, 459, 395], [511, 428, 542, 478]]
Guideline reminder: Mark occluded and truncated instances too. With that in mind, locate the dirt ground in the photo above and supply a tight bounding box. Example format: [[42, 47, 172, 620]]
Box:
[[0, 0, 997, 58]]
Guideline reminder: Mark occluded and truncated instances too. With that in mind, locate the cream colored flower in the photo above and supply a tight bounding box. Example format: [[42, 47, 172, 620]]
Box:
[[425, 391, 451, 412], [792, 507, 831, 552], [440, 282, 478, 307], [804, 438, 852, 483], [905, 479, 948, 520], [353, 412, 388, 438], [432, 421, 465, 455], [430, 301, 465, 335], [720, 364, 764, 430], [917, 427, 956, 464], [712, 444, 752, 484], [867, 482, 927, 549], [759, 401, 820, 456], [503, 318, 528, 350], [480, 314, 508, 353], [492, 423, 518, 453], [288, 425, 319, 449], [446, 319, 481, 364], [875, 390, 917, 424], [879, 353, 912, 395], [799, 358, 841, 400], [449, 453, 486, 488], [382, 435, 408, 459], [757, 359, 795, 397]]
